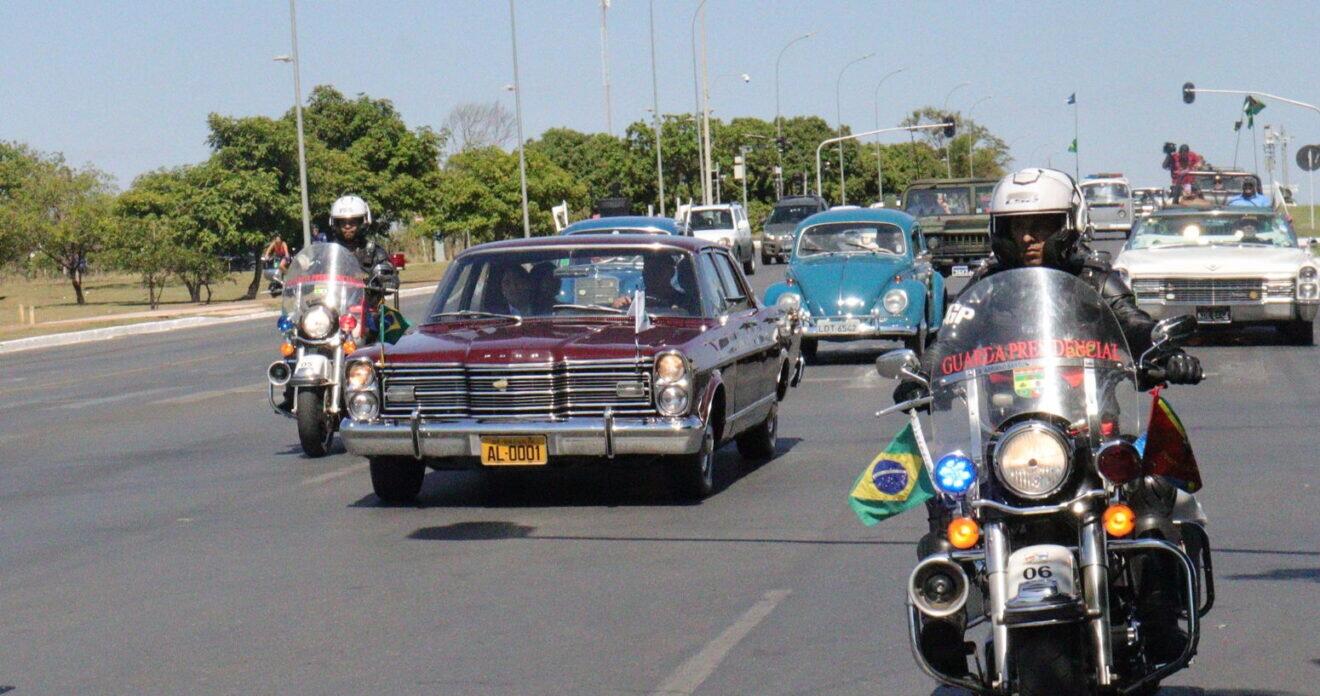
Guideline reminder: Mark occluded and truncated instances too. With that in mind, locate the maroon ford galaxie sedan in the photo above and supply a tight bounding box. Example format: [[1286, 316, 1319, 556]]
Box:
[[340, 234, 804, 503]]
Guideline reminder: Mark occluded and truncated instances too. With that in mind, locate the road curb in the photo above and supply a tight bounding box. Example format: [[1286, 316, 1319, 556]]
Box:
[[0, 285, 435, 356]]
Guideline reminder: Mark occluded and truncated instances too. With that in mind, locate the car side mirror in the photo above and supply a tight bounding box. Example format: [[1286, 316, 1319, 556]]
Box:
[[1151, 314, 1197, 347], [875, 349, 922, 382], [371, 263, 399, 289]]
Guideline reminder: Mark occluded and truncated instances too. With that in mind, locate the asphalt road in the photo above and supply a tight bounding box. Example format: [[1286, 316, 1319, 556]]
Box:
[[1, 236, 1316, 695]]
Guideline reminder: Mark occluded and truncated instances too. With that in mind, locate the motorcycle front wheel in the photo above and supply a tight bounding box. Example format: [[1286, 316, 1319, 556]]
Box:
[[1011, 623, 1089, 696], [296, 388, 336, 457]]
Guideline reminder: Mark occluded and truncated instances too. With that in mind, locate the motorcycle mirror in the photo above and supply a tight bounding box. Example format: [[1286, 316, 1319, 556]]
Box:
[[1152, 314, 1197, 347], [875, 349, 921, 380], [1182, 82, 1196, 104]]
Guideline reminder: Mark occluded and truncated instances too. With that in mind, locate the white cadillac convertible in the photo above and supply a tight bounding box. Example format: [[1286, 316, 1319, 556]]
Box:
[[1113, 208, 1318, 344]]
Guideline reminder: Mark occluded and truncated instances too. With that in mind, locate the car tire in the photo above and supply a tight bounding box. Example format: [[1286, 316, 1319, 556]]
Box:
[[801, 338, 818, 363], [736, 402, 777, 461], [668, 421, 716, 501], [296, 388, 335, 458], [743, 248, 756, 276], [369, 456, 425, 504], [1281, 319, 1314, 346]]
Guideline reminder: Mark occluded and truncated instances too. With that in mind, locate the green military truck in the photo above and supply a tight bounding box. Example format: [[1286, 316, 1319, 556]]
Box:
[[900, 177, 998, 277]]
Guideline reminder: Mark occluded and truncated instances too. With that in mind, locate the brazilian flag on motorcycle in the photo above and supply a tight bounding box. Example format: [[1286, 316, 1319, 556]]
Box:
[[849, 423, 935, 526], [379, 305, 411, 344]]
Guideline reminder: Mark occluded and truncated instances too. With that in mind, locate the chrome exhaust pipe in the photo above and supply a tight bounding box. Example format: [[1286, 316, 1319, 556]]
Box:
[[909, 556, 970, 619], [268, 360, 292, 387]]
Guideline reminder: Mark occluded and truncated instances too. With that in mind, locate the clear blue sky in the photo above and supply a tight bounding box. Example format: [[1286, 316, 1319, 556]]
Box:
[[5, 1, 1320, 198]]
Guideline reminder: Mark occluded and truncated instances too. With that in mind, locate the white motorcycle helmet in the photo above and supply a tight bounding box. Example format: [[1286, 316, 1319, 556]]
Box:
[[329, 195, 372, 229], [987, 168, 1089, 268]]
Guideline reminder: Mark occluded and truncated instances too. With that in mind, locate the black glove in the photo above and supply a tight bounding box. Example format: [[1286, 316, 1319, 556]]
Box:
[[1162, 352, 1203, 384], [893, 380, 930, 405]]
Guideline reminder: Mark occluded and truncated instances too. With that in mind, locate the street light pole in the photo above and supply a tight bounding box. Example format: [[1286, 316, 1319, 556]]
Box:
[[835, 52, 875, 205], [508, 0, 530, 237], [648, 0, 665, 215], [599, 0, 612, 135], [872, 67, 906, 204], [690, 0, 709, 205], [699, 13, 713, 205], [774, 31, 815, 199], [942, 82, 971, 178], [817, 123, 954, 197], [965, 96, 992, 178], [279, 0, 311, 250]]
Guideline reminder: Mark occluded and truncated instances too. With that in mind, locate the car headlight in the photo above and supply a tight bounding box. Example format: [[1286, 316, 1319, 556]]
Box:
[[1299, 282, 1319, 300], [656, 384, 690, 416], [301, 306, 336, 339], [655, 353, 688, 382], [1300, 266, 1318, 281], [653, 351, 690, 416], [718, 237, 733, 248], [882, 289, 908, 314], [346, 360, 376, 389], [993, 423, 1071, 499], [346, 391, 379, 421], [776, 292, 802, 313]]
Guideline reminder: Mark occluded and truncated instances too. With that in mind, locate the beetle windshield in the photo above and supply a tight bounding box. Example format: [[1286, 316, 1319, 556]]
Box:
[[427, 246, 702, 320], [1127, 212, 1296, 249], [280, 242, 366, 320], [924, 267, 1139, 464], [796, 222, 906, 257]]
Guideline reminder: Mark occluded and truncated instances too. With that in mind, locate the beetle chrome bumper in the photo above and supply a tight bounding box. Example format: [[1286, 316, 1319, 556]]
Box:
[[340, 414, 706, 459], [802, 321, 919, 339]]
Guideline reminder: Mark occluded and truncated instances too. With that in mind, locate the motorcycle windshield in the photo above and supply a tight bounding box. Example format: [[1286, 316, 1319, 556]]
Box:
[[925, 268, 1139, 465], [281, 243, 367, 320]]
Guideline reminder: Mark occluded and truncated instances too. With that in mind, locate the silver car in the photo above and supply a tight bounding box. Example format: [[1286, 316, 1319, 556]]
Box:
[[1080, 176, 1133, 236], [1113, 209, 1318, 344]]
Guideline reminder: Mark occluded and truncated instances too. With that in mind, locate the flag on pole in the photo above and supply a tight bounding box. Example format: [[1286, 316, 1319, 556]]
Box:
[[849, 422, 935, 526], [1068, 138, 1078, 153], [1066, 93, 1076, 105], [379, 304, 412, 344], [1243, 95, 1266, 128], [1135, 391, 1203, 493]]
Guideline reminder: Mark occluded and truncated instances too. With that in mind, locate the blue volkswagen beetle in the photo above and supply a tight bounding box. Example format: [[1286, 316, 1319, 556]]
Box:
[[560, 216, 687, 236], [763, 208, 945, 362]]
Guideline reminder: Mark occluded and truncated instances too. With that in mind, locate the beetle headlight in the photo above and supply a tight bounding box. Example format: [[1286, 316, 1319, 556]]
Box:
[[346, 360, 376, 389], [882, 289, 908, 314], [347, 391, 379, 421], [301, 306, 336, 339], [993, 423, 1071, 499], [776, 292, 802, 313]]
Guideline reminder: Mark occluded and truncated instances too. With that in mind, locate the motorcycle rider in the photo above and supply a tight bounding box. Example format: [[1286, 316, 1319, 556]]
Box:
[[328, 195, 394, 341], [907, 168, 1203, 672]]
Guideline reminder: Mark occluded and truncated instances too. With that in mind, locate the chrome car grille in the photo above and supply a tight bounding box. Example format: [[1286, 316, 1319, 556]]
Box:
[[379, 358, 656, 419], [1133, 277, 1278, 304]]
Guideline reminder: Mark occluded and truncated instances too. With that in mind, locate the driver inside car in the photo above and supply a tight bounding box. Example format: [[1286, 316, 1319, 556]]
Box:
[[612, 254, 698, 316]]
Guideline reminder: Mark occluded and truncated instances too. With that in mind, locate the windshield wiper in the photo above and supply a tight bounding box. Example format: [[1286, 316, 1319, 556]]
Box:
[[429, 310, 521, 321], [552, 303, 626, 315]]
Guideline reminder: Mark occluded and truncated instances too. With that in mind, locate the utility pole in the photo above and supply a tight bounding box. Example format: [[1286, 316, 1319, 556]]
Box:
[[648, 0, 665, 215], [774, 32, 815, 200], [599, 0, 612, 135], [736, 146, 749, 212], [279, 0, 311, 250], [689, 1, 708, 205], [699, 11, 714, 205], [835, 52, 875, 205], [508, 0, 530, 237]]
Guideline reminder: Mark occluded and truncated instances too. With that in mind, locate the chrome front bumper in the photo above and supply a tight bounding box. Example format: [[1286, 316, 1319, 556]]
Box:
[[1138, 299, 1317, 323], [340, 414, 705, 460]]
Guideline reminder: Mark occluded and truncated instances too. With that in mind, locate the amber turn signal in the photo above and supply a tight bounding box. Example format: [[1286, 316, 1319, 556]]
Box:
[[947, 517, 981, 549], [1103, 503, 1136, 537], [280, 342, 296, 358], [343, 340, 357, 355]]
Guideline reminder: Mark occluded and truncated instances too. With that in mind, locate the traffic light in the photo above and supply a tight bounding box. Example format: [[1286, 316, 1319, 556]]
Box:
[[943, 123, 957, 138], [1182, 82, 1196, 104]]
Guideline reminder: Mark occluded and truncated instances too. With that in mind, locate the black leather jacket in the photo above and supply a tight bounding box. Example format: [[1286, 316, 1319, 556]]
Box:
[[336, 236, 392, 276]]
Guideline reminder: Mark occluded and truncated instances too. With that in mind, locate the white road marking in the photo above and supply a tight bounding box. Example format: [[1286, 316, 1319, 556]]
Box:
[[58, 386, 182, 410], [151, 384, 264, 406], [650, 589, 791, 696], [300, 462, 368, 487]]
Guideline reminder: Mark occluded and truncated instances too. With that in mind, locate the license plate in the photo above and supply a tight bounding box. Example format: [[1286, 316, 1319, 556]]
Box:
[[951, 265, 972, 277], [1195, 305, 1231, 324], [480, 436, 548, 466], [1006, 544, 1077, 600], [816, 318, 861, 334]]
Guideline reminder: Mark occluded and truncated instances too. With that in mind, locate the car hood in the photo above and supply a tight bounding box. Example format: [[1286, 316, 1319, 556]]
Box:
[[1116, 245, 1312, 277], [791, 255, 906, 316], [378, 318, 709, 365]]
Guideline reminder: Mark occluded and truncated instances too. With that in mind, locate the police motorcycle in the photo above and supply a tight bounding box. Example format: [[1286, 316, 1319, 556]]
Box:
[[877, 267, 1212, 695], [267, 242, 397, 457]]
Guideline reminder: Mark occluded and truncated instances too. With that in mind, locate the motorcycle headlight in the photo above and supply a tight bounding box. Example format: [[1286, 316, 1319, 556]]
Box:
[[301, 306, 336, 339], [347, 391, 379, 421], [883, 289, 908, 314], [346, 360, 376, 389], [993, 423, 1071, 499]]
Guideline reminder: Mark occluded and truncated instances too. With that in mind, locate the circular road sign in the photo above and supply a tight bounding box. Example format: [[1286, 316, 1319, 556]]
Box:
[[1296, 144, 1320, 172]]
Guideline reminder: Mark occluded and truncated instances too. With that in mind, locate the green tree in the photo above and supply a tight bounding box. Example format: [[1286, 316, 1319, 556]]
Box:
[[434, 147, 585, 244]]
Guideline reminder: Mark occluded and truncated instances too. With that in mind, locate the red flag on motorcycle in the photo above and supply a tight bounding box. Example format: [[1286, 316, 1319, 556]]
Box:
[[1142, 392, 1202, 493]]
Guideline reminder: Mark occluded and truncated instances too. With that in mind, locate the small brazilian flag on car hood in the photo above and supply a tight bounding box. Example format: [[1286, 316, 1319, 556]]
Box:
[[380, 305, 411, 344], [849, 422, 935, 526]]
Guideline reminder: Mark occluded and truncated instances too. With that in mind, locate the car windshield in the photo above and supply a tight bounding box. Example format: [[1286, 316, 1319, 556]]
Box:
[[1082, 183, 1129, 203], [1127, 213, 1297, 249], [768, 204, 816, 224], [796, 222, 906, 257], [904, 188, 972, 216], [689, 209, 734, 230], [974, 185, 996, 213], [427, 246, 703, 319]]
